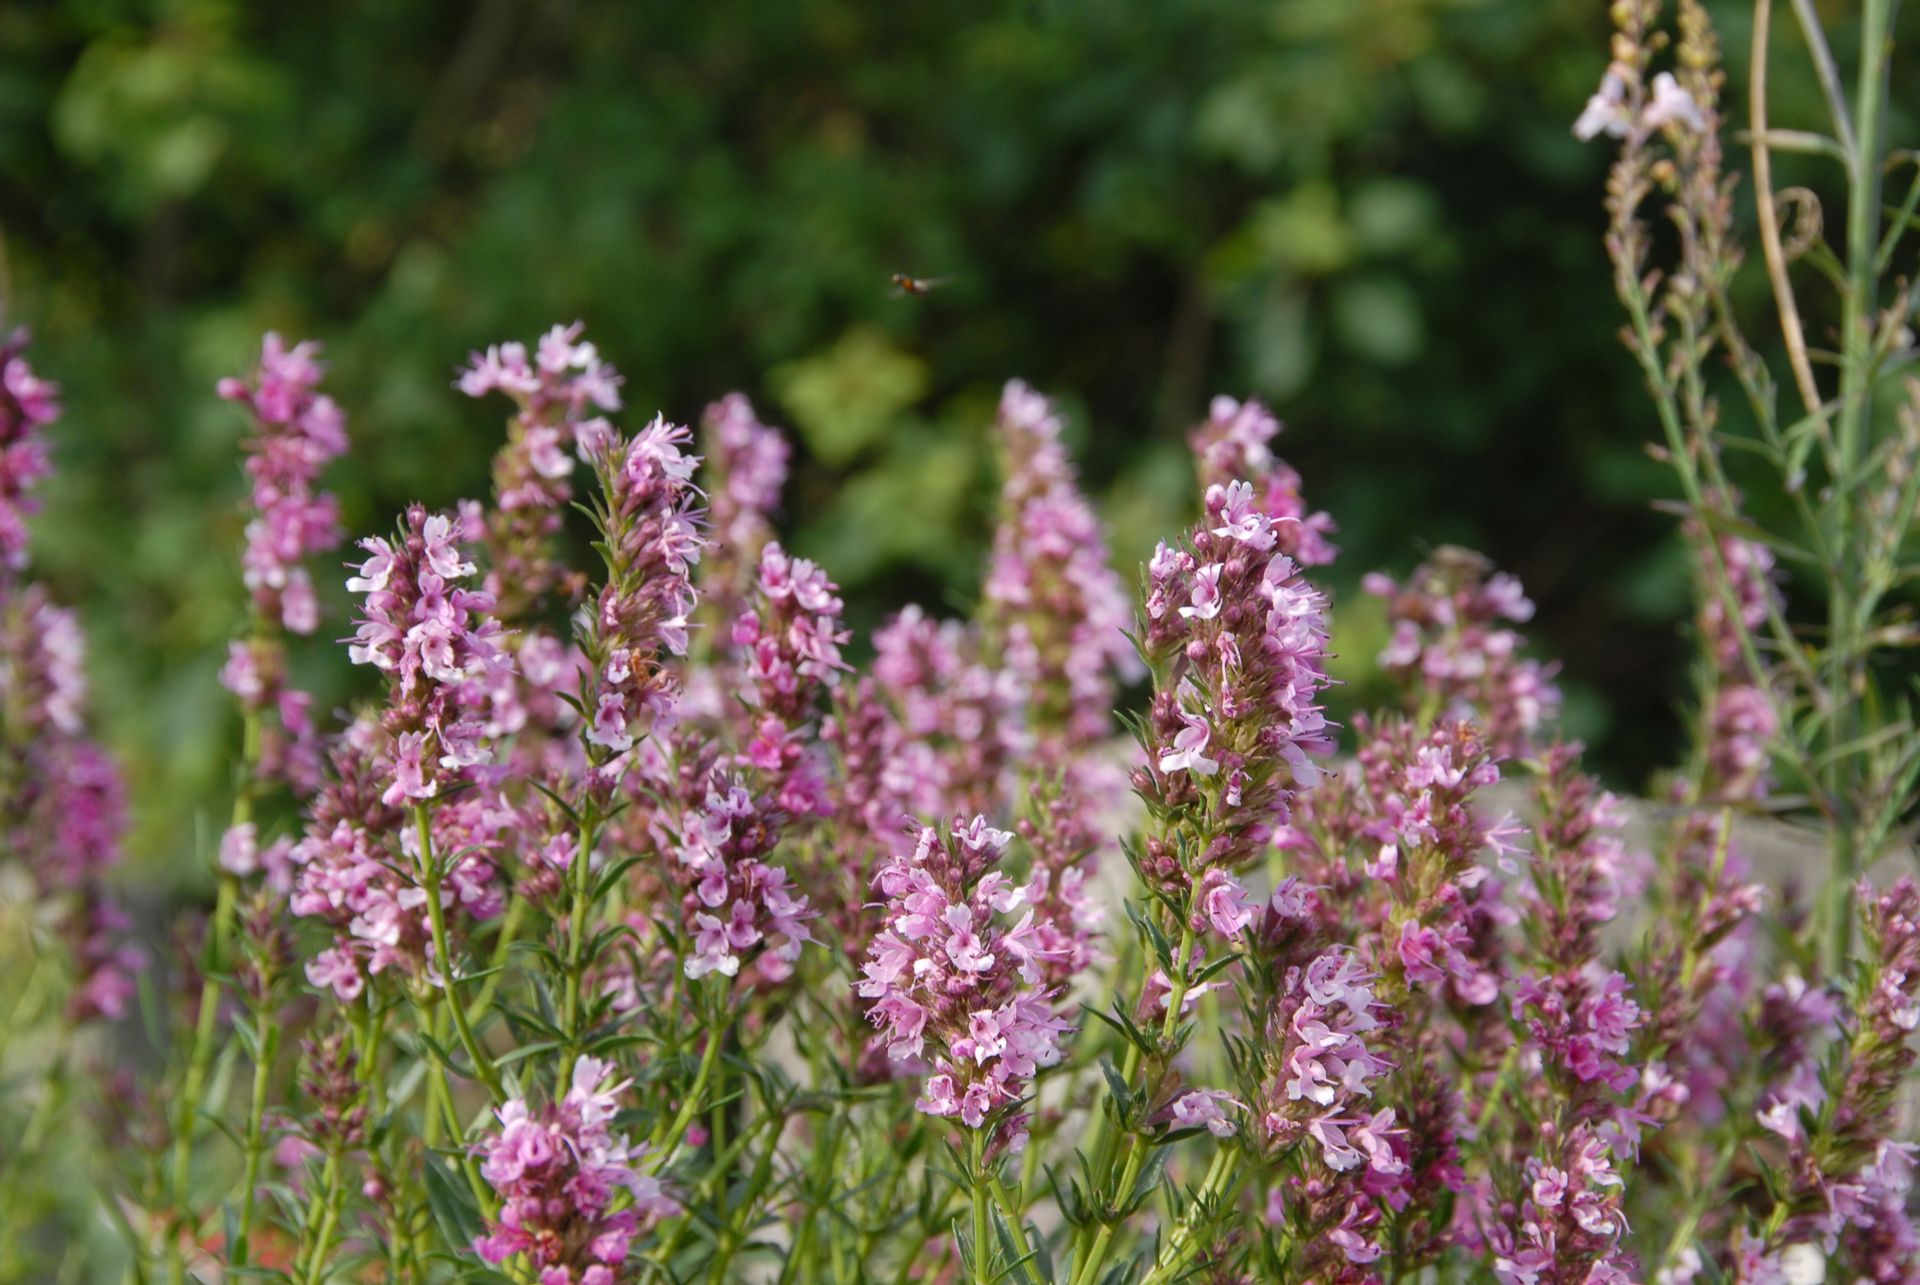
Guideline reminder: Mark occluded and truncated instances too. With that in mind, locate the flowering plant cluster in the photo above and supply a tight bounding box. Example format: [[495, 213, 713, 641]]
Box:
[[1, 5, 1917, 1279]]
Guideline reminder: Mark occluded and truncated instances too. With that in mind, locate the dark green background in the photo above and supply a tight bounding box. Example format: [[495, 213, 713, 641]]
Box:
[[2, 0, 1907, 882]]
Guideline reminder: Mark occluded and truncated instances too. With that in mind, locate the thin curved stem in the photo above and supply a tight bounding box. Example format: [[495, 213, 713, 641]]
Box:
[[1751, 0, 1830, 431]]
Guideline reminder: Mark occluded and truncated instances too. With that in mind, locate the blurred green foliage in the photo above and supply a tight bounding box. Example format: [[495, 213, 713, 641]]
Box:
[[2, 0, 1909, 885]]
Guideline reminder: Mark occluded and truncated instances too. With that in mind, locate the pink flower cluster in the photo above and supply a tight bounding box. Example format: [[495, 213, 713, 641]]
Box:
[[1189, 395, 1338, 567], [1255, 942, 1404, 1269], [458, 321, 623, 426], [1506, 749, 1651, 1111], [1744, 880, 1920, 1275], [1258, 949, 1395, 1166], [1523, 744, 1638, 967], [474, 1056, 679, 1282], [67, 897, 144, 1022], [580, 418, 705, 756], [1138, 478, 1334, 879], [291, 759, 506, 1000], [1168, 1088, 1244, 1138], [1574, 63, 1705, 141], [1511, 971, 1642, 1094], [984, 380, 1137, 749], [1286, 717, 1516, 1006], [1015, 779, 1106, 989], [219, 639, 325, 796], [347, 505, 509, 804], [730, 542, 850, 816], [672, 777, 817, 983], [1702, 682, 1776, 804], [214, 334, 348, 810], [816, 608, 1017, 982], [1364, 552, 1560, 758], [703, 394, 788, 553], [460, 323, 622, 612], [1692, 529, 1783, 804], [5, 586, 89, 742], [699, 393, 789, 624], [0, 326, 58, 573], [860, 818, 1072, 1138], [1696, 533, 1777, 674], [216, 334, 349, 634], [869, 606, 1021, 819], [1489, 1123, 1635, 1285], [124, 318, 1909, 1281]]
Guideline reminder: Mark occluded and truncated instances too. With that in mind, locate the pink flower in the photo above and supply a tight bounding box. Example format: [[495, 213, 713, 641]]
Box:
[[219, 822, 260, 877], [686, 912, 743, 979], [384, 731, 438, 806], [1158, 696, 1219, 777], [1209, 481, 1277, 551], [918, 1074, 960, 1117], [306, 947, 365, 1002], [1200, 869, 1255, 939], [1170, 1089, 1243, 1138], [1179, 564, 1225, 620], [1365, 555, 1559, 757], [472, 1057, 677, 1277], [1189, 396, 1337, 566], [1398, 920, 1447, 986]]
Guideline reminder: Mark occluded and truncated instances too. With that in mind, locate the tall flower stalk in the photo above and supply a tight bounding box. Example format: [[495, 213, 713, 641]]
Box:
[[0, 325, 139, 1276], [165, 335, 351, 1274], [1070, 476, 1333, 1284]]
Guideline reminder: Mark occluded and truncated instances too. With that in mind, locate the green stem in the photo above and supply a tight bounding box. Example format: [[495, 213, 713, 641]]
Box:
[[229, 1006, 281, 1270], [423, 1001, 494, 1217], [167, 870, 239, 1284], [703, 1109, 781, 1285], [1140, 1146, 1238, 1285], [969, 1130, 991, 1285], [988, 1171, 1034, 1269], [413, 804, 503, 1100], [300, 1148, 345, 1285], [853, 1112, 912, 1271], [0, 1037, 72, 1252], [560, 804, 601, 1085], [786, 1114, 846, 1284], [466, 894, 526, 1025], [1818, 0, 1896, 975], [1655, 1131, 1740, 1276], [1073, 914, 1199, 1285], [651, 1018, 723, 1163], [1474, 1042, 1522, 1135], [645, 1110, 783, 1280], [890, 1190, 955, 1285]]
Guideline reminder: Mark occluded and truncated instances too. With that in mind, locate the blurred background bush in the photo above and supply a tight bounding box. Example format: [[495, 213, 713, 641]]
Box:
[[2, 0, 1907, 888]]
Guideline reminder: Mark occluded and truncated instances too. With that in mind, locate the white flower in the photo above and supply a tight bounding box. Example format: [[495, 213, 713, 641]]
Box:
[[1779, 1243, 1826, 1285], [1574, 64, 1632, 141], [1644, 72, 1706, 134]]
